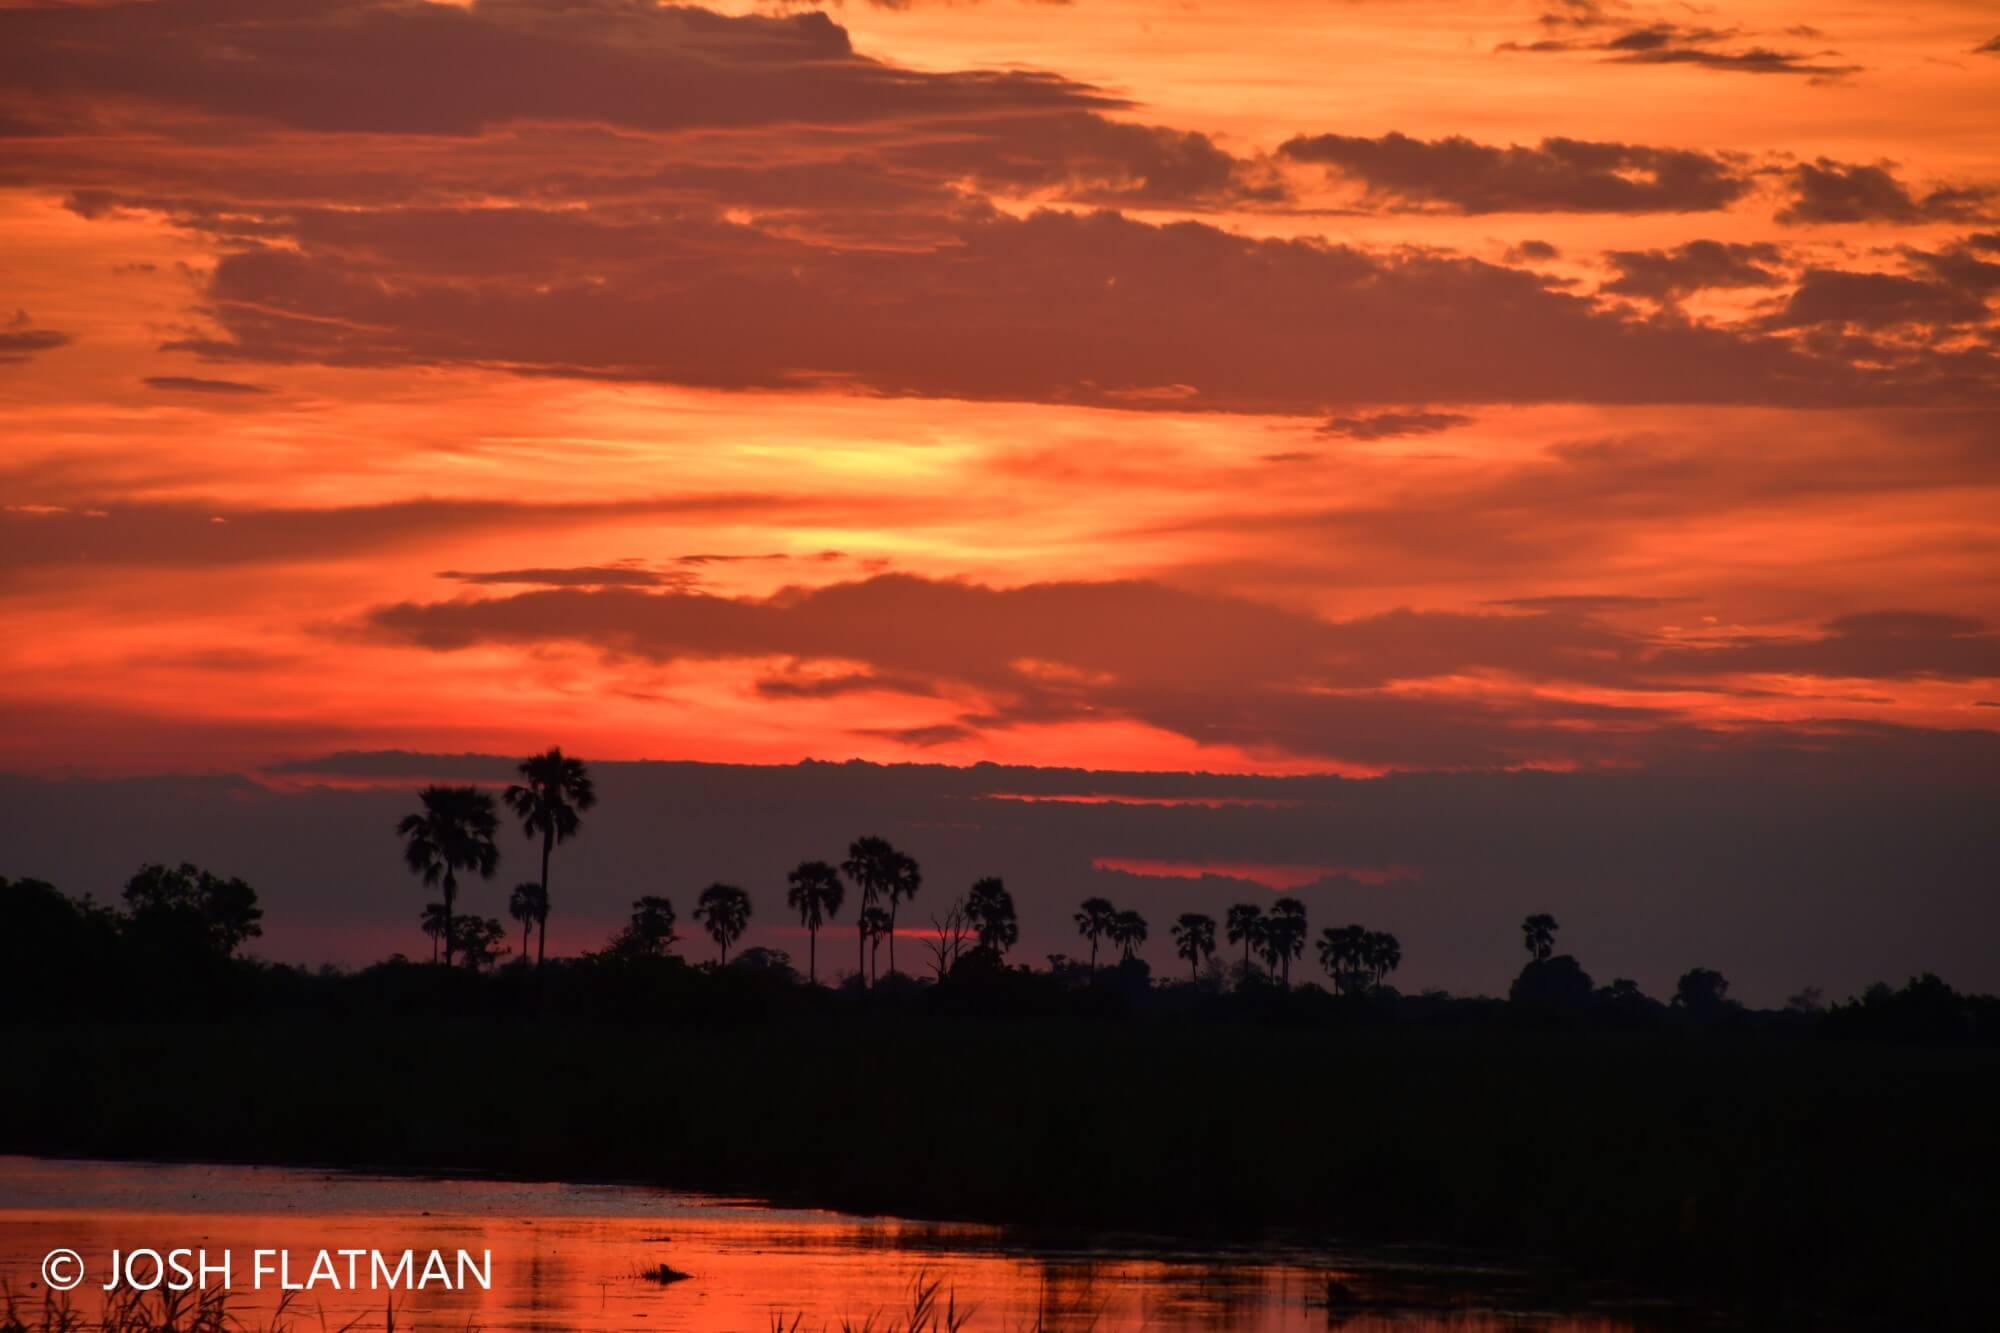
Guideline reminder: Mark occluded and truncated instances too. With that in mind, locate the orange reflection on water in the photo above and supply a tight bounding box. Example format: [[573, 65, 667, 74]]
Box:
[[0, 1159, 1656, 1333]]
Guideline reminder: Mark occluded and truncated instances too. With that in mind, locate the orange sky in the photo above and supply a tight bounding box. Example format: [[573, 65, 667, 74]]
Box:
[[2, 0, 1997, 781]]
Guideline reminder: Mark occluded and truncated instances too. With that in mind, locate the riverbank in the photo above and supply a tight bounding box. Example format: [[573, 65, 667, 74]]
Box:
[[3, 1015, 1993, 1329]]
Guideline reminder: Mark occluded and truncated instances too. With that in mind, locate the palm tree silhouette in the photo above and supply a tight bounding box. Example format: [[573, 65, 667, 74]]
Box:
[[503, 748, 596, 967], [1314, 926, 1341, 989], [694, 883, 752, 965], [1317, 923, 1368, 994], [842, 836, 897, 987], [1364, 930, 1402, 990], [397, 785, 499, 968], [965, 877, 1019, 956], [1226, 903, 1266, 977], [1074, 896, 1116, 971], [1110, 908, 1149, 961], [860, 906, 891, 984], [785, 860, 844, 985], [1171, 912, 1216, 982], [1522, 913, 1559, 962], [508, 881, 547, 961], [420, 901, 448, 964], [1263, 896, 1307, 985], [883, 850, 921, 977]]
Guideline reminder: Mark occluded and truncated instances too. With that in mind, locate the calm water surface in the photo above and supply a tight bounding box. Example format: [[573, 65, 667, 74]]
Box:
[[0, 1157, 1679, 1332]]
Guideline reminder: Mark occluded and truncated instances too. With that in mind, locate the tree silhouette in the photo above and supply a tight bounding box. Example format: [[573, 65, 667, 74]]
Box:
[[1226, 903, 1266, 977], [785, 860, 844, 984], [860, 906, 891, 984], [613, 895, 677, 957], [420, 901, 448, 964], [454, 915, 509, 971], [1074, 896, 1116, 971], [694, 883, 752, 965], [1363, 930, 1401, 990], [1110, 908, 1149, 961], [502, 748, 595, 967], [884, 850, 922, 977], [397, 786, 500, 968], [1674, 967, 1732, 1016], [508, 881, 547, 961], [1263, 896, 1307, 985], [842, 836, 898, 987], [964, 877, 1019, 956], [1522, 913, 1559, 962], [1171, 912, 1216, 982], [121, 862, 263, 957]]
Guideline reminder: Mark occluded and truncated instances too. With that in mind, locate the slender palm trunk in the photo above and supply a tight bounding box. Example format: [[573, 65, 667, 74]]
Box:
[[442, 872, 457, 968], [521, 920, 531, 958], [886, 902, 897, 977], [808, 926, 817, 985], [1089, 937, 1099, 971], [537, 828, 553, 967], [858, 918, 867, 987]]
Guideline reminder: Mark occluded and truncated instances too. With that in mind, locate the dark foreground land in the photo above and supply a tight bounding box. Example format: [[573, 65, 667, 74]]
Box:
[[4, 977, 1997, 1331]]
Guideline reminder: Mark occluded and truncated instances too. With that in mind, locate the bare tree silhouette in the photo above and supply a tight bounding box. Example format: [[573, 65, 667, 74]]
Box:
[[785, 860, 844, 985], [397, 785, 499, 968], [502, 748, 595, 967]]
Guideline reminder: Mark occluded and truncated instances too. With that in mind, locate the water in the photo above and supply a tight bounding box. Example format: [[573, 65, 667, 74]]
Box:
[[0, 1157, 1675, 1332]]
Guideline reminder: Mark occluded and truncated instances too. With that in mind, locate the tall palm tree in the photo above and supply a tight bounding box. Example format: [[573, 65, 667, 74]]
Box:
[[508, 881, 547, 961], [1314, 926, 1343, 989], [1364, 930, 1402, 990], [1264, 896, 1307, 986], [964, 877, 1018, 956], [694, 883, 752, 965], [398, 785, 500, 968], [503, 748, 596, 967], [860, 906, 891, 985], [1522, 913, 1559, 962], [883, 850, 922, 977], [1111, 908, 1149, 961], [1074, 896, 1116, 971], [420, 901, 448, 964], [1320, 922, 1369, 994], [1226, 903, 1266, 977], [1171, 912, 1216, 982], [842, 836, 897, 986], [785, 860, 844, 985]]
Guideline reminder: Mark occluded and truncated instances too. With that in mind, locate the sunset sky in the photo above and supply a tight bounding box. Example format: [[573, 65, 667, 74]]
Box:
[[3, 0, 1999, 988], [4, 0, 1999, 779]]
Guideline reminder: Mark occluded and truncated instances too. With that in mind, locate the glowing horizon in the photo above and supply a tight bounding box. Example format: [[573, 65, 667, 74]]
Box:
[[2, 0, 1996, 782]]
